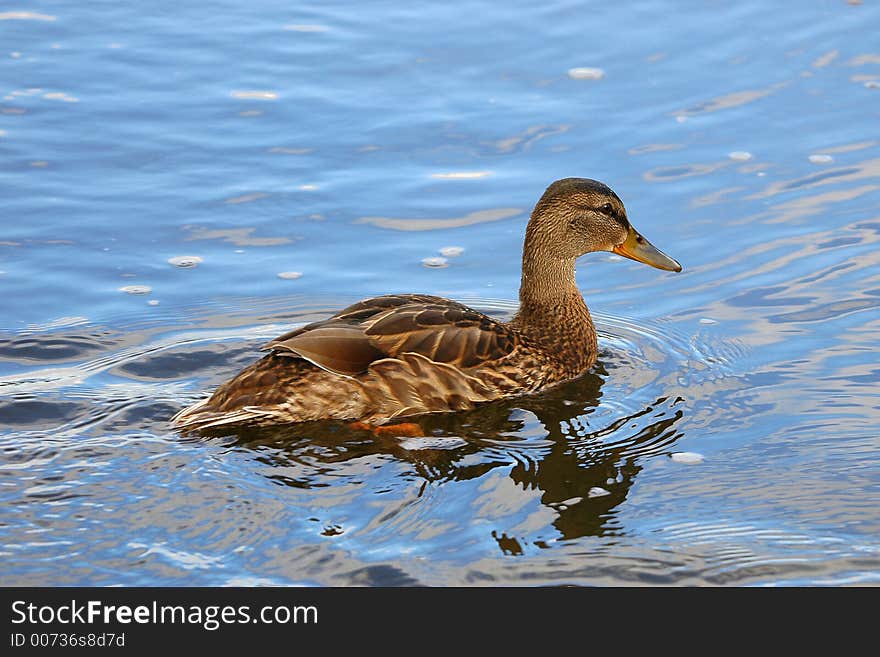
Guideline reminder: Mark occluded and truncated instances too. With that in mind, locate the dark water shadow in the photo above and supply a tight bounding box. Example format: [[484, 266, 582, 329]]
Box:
[[200, 362, 686, 543]]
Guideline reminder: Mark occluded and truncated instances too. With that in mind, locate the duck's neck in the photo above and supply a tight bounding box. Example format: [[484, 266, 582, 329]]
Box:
[[512, 243, 597, 374], [518, 245, 578, 305]]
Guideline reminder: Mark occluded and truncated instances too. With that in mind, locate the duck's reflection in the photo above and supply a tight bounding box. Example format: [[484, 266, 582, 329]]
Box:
[[219, 363, 685, 544]]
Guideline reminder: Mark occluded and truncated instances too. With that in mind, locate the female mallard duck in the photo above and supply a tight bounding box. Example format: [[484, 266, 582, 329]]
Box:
[[171, 178, 681, 433]]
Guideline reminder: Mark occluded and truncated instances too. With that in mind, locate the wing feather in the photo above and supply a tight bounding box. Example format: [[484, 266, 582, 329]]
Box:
[[364, 304, 518, 368], [261, 295, 518, 376]]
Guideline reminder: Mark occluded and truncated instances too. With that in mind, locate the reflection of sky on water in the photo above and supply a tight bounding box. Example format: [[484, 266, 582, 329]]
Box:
[[1, 0, 879, 585]]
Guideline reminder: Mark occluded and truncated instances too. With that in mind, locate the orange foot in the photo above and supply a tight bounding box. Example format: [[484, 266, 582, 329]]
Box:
[[348, 421, 423, 437]]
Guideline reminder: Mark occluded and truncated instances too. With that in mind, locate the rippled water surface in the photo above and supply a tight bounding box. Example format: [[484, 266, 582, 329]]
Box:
[[2, 1, 879, 586]]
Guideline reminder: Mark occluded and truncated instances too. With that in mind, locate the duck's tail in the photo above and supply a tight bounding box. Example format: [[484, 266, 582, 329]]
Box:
[[169, 397, 281, 433]]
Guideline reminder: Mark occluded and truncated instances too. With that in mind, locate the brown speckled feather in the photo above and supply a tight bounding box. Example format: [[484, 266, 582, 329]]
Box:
[[363, 304, 518, 368]]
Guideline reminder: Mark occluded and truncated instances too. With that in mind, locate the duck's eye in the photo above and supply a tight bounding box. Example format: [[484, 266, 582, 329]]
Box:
[[600, 203, 614, 215]]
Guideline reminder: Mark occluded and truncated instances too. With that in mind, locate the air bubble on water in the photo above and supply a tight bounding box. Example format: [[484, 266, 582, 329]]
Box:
[[119, 285, 152, 295], [864, 81, 880, 89], [284, 24, 330, 32], [588, 486, 611, 498], [43, 91, 78, 103], [670, 451, 705, 464], [230, 90, 278, 100], [422, 256, 448, 268], [439, 246, 464, 257], [147, 299, 159, 306], [568, 67, 605, 80], [277, 271, 303, 280], [699, 318, 718, 325], [728, 151, 753, 161], [431, 171, 491, 180], [168, 255, 203, 268], [606, 478, 616, 486], [399, 436, 467, 451], [808, 153, 833, 164]]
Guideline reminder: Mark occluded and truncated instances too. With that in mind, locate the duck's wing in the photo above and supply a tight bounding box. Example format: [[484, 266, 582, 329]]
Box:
[[261, 296, 519, 376], [264, 294, 460, 344], [363, 303, 519, 368]]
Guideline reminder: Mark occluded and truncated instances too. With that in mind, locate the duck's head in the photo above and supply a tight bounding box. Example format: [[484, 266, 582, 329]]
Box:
[[526, 177, 682, 272]]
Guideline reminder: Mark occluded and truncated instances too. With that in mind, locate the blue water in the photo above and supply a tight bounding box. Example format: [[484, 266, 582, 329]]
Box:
[[2, 0, 879, 585]]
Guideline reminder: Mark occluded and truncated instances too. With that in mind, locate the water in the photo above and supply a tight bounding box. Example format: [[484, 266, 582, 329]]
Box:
[[2, 0, 879, 586]]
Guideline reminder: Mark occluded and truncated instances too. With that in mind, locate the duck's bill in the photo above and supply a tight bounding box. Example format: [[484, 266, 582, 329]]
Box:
[[612, 227, 682, 272]]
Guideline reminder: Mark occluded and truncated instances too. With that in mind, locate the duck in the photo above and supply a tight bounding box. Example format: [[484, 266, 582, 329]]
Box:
[[171, 178, 681, 433]]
